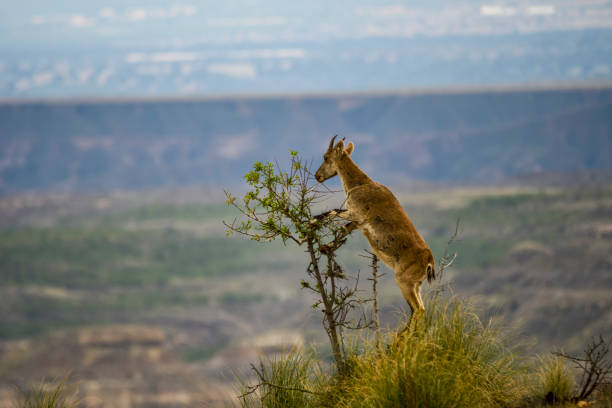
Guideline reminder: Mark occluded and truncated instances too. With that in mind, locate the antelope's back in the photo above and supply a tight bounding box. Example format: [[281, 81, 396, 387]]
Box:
[[348, 182, 431, 265]]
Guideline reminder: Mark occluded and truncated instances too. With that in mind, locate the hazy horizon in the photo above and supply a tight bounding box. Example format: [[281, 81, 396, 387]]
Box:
[[2, 0, 612, 99]]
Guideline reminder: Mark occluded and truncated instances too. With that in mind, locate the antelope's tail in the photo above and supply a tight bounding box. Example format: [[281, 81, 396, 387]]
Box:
[[427, 264, 436, 283]]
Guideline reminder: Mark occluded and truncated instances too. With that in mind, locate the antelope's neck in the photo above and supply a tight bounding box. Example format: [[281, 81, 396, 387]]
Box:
[[336, 155, 371, 193]]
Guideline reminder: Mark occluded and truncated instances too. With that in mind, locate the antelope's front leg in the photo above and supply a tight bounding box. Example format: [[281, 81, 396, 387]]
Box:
[[342, 221, 358, 234], [328, 210, 362, 237], [328, 208, 349, 219], [330, 208, 363, 227], [311, 208, 350, 222]]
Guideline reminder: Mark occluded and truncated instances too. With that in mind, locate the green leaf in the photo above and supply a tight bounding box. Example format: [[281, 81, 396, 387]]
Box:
[[225, 195, 236, 206], [244, 170, 260, 185]]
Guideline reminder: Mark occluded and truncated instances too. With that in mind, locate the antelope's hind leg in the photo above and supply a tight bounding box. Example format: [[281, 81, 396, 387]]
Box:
[[396, 273, 426, 334]]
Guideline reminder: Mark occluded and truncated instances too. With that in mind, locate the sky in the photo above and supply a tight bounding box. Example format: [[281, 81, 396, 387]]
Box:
[[1, 0, 612, 98]]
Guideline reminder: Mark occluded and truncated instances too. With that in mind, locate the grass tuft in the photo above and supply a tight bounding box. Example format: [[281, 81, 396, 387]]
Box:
[[13, 377, 78, 408], [532, 355, 576, 405], [328, 295, 527, 408], [236, 294, 530, 408], [237, 349, 325, 408]]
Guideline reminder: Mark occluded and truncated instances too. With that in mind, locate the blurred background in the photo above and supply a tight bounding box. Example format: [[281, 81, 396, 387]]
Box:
[[1, 0, 611, 406]]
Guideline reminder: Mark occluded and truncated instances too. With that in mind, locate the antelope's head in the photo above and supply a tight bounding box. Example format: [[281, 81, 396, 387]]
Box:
[[315, 135, 354, 183]]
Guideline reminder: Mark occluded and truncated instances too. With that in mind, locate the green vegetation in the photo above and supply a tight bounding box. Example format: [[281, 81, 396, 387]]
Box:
[[0, 228, 259, 287], [408, 188, 612, 269], [180, 344, 225, 362], [237, 293, 612, 407], [0, 201, 292, 339], [532, 355, 576, 405], [237, 294, 528, 408], [220, 291, 267, 304], [1, 183, 611, 408], [238, 349, 324, 408], [332, 296, 526, 408], [13, 377, 77, 408], [0, 288, 210, 339], [1, 186, 610, 346], [103, 203, 230, 223]]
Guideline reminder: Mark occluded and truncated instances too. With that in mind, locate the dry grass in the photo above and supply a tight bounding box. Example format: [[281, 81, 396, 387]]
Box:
[[13, 377, 78, 408]]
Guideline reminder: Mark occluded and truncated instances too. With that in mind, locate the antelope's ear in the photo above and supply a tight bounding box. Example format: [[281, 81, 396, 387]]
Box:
[[334, 139, 345, 153], [344, 142, 354, 155]]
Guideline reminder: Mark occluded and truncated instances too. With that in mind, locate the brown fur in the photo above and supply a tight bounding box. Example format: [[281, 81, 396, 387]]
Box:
[[315, 137, 435, 326]]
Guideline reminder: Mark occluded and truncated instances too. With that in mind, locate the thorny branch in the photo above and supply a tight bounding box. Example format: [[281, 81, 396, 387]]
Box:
[[364, 251, 382, 349], [426, 217, 461, 302], [554, 335, 612, 401], [438, 218, 460, 279]]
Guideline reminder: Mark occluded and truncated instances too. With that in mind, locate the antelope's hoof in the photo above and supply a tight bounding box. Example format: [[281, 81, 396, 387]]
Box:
[[329, 209, 348, 217], [319, 244, 332, 254], [309, 216, 324, 225], [311, 212, 331, 223]]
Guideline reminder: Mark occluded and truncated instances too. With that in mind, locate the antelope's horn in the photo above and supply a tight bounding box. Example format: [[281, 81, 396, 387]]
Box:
[[328, 135, 337, 151]]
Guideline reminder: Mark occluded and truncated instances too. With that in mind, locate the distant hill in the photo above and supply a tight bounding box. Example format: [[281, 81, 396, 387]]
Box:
[[1, 86, 611, 194]]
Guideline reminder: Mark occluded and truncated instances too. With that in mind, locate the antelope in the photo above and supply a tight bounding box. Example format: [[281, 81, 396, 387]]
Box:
[[314, 136, 435, 328]]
